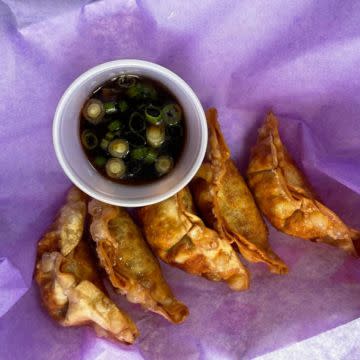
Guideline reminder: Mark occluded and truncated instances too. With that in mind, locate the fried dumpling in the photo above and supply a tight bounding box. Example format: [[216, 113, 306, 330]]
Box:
[[191, 108, 287, 274], [138, 187, 250, 291], [247, 112, 360, 256], [88, 200, 189, 324], [35, 187, 138, 344]]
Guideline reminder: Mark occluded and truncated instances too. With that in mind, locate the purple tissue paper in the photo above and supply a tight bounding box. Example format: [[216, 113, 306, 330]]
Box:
[[1, 1, 360, 359]]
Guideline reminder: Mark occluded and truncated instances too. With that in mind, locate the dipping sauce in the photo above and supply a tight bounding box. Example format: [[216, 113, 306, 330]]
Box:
[[79, 75, 185, 184]]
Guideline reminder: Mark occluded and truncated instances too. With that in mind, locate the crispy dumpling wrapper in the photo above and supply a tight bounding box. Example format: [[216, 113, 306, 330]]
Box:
[[191, 108, 287, 274], [35, 187, 138, 344], [247, 112, 360, 256], [88, 200, 189, 324], [138, 187, 250, 291]]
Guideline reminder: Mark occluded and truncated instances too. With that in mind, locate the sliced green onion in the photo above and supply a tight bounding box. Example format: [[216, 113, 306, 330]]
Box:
[[93, 156, 107, 167], [108, 139, 129, 158], [146, 125, 165, 148], [105, 158, 126, 179], [100, 138, 110, 151], [129, 112, 146, 133], [118, 100, 128, 112], [144, 148, 158, 164], [108, 120, 121, 132], [81, 130, 98, 150], [162, 103, 182, 125], [127, 82, 157, 100], [127, 132, 146, 147], [105, 132, 115, 141], [104, 101, 117, 115], [130, 146, 158, 163], [126, 83, 140, 98], [145, 104, 162, 125], [130, 146, 148, 160], [82, 99, 105, 124], [155, 155, 173, 175], [117, 75, 137, 88]]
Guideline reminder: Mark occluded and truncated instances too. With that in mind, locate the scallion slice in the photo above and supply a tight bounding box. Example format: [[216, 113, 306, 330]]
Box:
[[100, 138, 110, 151], [108, 120, 121, 132], [81, 130, 98, 150], [117, 75, 138, 88], [146, 125, 165, 148], [130, 146, 148, 160], [155, 155, 173, 175], [105, 158, 126, 179], [118, 100, 128, 112], [108, 139, 129, 158], [127, 82, 157, 100], [105, 132, 115, 141], [162, 103, 182, 125], [144, 148, 158, 164], [93, 156, 107, 167], [82, 99, 105, 124], [103, 101, 117, 114], [145, 104, 162, 125]]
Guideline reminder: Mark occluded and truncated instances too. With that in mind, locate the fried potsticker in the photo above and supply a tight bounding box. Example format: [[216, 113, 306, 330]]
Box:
[[191, 108, 287, 274], [138, 187, 250, 291], [35, 187, 138, 344], [247, 112, 360, 256], [88, 200, 189, 324]]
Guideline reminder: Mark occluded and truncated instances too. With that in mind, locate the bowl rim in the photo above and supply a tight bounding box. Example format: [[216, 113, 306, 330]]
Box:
[[53, 59, 207, 207]]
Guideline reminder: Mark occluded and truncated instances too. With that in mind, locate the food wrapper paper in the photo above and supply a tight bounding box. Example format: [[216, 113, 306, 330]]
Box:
[[0, 1, 359, 359]]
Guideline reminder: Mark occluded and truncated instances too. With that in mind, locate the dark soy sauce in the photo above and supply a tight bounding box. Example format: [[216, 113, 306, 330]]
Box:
[[79, 75, 186, 185]]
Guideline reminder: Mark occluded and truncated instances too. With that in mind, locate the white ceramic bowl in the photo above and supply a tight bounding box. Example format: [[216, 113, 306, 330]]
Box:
[[53, 60, 207, 207]]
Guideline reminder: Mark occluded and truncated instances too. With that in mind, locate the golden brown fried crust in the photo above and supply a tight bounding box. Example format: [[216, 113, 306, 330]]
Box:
[[138, 187, 250, 291], [35, 187, 138, 344], [191, 108, 287, 274], [247, 112, 360, 256], [88, 200, 189, 324]]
